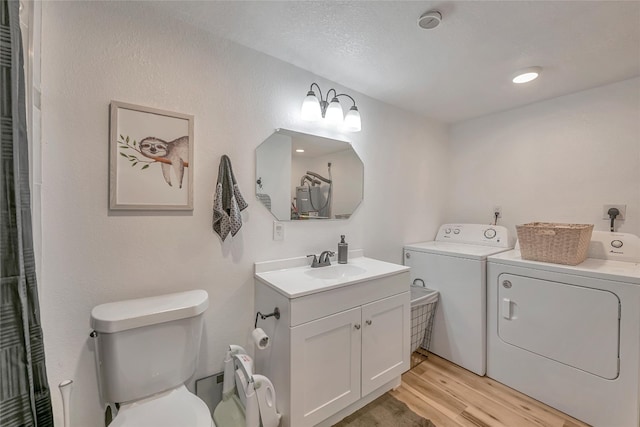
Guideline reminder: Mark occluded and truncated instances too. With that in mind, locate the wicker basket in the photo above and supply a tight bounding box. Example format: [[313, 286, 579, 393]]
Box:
[[516, 222, 594, 265]]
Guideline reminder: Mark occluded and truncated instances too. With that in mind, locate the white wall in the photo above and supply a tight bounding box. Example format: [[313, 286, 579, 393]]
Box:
[[448, 77, 640, 237], [39, 2, 448, 426]]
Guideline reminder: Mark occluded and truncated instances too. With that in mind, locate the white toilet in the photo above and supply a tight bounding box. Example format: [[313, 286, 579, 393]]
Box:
[[90, 289, 215, 427]]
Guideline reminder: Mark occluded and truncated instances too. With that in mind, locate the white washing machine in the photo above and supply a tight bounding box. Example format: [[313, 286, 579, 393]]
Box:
[[487, 231, 640, 427], [403, 223, 513, 375]]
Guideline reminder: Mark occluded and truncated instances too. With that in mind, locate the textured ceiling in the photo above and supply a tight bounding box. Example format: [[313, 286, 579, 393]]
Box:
[[150, 1, 640, 123]]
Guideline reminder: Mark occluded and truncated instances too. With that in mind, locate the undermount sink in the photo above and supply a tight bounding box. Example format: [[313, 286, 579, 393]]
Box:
[[304, 264, 367, 280]]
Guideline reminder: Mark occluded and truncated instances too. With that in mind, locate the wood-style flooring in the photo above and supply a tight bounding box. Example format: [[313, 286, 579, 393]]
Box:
[[391, 353, 591, 427]]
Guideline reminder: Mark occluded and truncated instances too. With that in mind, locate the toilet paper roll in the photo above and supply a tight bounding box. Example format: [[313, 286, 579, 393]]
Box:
[[252, 328, 270, 350]]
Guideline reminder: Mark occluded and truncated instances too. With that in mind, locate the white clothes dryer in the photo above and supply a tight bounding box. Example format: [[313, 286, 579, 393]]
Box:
[[404, 224, 513, 375], [487, 231, 640, 427]]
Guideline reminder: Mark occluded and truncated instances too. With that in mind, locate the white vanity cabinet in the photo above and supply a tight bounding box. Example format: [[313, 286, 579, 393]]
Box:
[[290, 306, 361, 426], [254, 254, 410, 427], [290, 292, 408, 426]]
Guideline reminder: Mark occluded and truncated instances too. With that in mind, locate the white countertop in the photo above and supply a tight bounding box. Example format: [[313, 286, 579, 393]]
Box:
[[254, 251, 410, 298]]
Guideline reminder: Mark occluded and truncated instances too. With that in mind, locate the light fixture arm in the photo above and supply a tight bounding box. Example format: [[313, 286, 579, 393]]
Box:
[[334, 93, 357, 107], [309, 83, 324, 103]]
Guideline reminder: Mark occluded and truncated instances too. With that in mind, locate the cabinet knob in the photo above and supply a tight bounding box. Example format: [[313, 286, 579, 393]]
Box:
[[354, 324, 361, 330], [366, 320, 372, 325]]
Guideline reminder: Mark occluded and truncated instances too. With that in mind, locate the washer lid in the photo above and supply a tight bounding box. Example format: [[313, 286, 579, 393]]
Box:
[[405, 241, 512, 260], [91, 290, 209, 333], [111, 386, 214, 427]]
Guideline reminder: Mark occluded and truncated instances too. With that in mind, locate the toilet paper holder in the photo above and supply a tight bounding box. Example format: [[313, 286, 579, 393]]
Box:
[[255, 307, 280, 328]]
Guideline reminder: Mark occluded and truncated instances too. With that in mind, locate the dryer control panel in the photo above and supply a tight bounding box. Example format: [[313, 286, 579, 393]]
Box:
[[435, 223, 512, 248], [588, 231, 640, 262]]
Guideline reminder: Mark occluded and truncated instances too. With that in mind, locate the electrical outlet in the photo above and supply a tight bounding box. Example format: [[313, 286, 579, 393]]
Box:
[[273, 221, 284, 241], [602, 204, 626, 220], [493, 206, 502, 219]]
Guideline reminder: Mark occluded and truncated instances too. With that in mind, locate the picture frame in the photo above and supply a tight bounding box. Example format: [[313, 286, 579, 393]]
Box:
[[109, 101, 194, 210]]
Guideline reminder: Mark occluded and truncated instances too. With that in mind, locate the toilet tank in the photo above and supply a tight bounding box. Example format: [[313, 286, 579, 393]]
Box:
[[90, 290, 209, 404]]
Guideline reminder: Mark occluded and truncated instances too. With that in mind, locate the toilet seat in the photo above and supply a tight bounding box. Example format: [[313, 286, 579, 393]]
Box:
[[110, 385, 214, 427]]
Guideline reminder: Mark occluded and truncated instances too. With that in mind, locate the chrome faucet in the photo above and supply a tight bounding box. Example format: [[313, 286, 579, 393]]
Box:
[[318, 251, 335, 267], [307, 251, 335, 268], [307, 254, 321, 268]]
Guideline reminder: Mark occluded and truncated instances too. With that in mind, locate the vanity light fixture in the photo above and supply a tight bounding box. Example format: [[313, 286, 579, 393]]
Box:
[[512, 66, 542, 84], [295, 149, 305, 153], [301, 83, 361, 132]]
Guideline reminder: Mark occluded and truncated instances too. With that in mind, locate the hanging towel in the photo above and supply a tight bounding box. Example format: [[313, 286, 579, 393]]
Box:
[[213, 155, 248, 240], [256, 193, 272, 211]]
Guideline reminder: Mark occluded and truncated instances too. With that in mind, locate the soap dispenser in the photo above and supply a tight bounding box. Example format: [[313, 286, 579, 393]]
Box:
[[338, 235, 348, 264]]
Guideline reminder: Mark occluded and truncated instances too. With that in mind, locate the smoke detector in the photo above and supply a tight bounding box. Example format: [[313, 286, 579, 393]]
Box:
[[418, 11, 442, 30]]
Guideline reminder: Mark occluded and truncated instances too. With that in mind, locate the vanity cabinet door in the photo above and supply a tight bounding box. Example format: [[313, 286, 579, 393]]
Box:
[[361, 292, 410, 396], [290, 307, 362, 427]]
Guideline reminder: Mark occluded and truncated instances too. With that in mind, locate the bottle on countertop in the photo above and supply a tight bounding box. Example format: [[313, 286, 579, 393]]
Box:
[[338, 235, 348, 264]]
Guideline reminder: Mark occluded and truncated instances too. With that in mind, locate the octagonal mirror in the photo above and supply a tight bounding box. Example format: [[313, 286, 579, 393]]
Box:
[[256, 129, 364, 221]]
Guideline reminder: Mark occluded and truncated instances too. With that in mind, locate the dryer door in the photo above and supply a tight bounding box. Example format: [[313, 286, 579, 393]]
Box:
[[497, 273, 620, 379]]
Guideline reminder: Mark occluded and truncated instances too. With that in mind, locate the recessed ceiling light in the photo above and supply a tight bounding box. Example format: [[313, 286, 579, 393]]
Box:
[[512, 67, 542, 84], [296, 149, 305, 153]]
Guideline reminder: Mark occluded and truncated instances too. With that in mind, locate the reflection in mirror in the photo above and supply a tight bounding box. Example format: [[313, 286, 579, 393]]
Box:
[[256, 129, 364, 221]]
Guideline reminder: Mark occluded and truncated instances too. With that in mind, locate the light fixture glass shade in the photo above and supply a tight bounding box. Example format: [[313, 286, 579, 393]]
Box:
[[301, 91, 322, 121], [344, 106, 361, 132], [512, 66, 542, 84], [325, 97, 344, 123]]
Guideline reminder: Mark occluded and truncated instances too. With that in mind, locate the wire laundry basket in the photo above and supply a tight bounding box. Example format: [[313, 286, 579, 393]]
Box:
[[410, 282, 439, 368]]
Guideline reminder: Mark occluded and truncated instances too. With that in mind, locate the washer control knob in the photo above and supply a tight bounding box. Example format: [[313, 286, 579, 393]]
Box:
[[445, 228, 452, 234], [484, 228, 497, 239], [611, 240, 623, 249], [453, 228, 460, 234]]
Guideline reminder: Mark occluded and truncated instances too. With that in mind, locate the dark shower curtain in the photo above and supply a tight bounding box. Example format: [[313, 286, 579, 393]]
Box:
[[0, 0, 53, 425]]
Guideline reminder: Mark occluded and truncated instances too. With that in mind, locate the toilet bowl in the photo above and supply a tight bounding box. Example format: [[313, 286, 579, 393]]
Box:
[[90, 290, 214, 426], [109, 386, 213, 427]]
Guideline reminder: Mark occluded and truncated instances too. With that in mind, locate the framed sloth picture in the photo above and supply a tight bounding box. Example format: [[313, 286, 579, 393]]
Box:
[[109, 101, 194, 210]]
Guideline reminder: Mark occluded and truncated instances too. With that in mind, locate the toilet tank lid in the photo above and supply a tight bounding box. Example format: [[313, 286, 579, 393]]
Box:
[[91, 290, 209, 333]]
